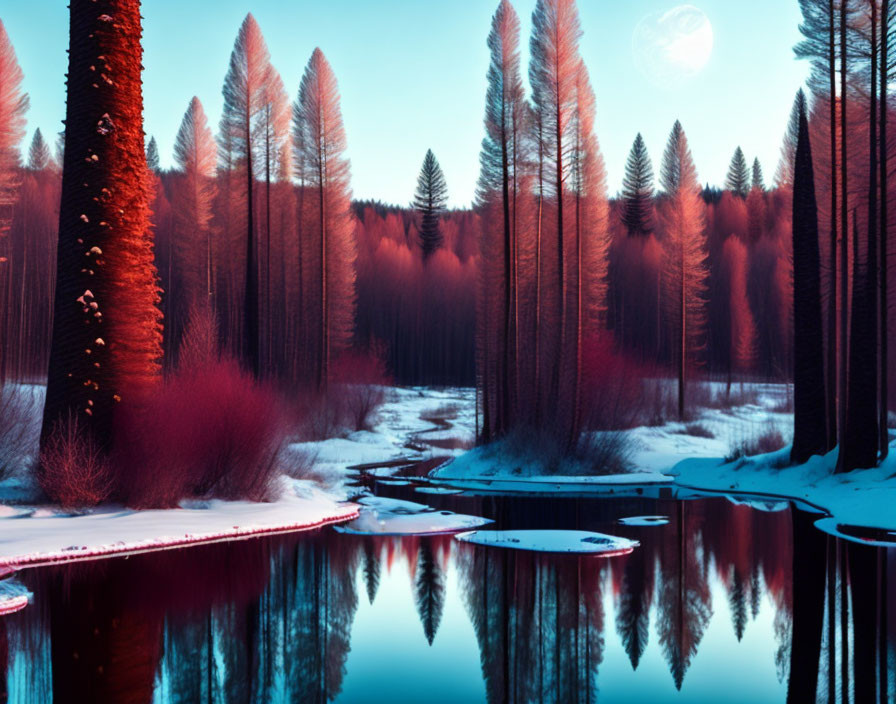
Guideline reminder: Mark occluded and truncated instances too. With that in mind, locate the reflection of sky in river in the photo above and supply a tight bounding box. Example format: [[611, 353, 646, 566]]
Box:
[[3, 494, 890, 703], [337, 544, 784, 703]]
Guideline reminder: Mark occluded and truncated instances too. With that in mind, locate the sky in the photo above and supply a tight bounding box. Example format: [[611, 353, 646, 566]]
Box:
[[3, 0, 808, 208]]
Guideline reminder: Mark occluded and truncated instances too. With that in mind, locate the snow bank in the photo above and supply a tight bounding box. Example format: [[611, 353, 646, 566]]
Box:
[[672, 444, 896, 535], [0, 481, 357, 570], [455, 529, 638, 556], [432, 443, 672, 489]]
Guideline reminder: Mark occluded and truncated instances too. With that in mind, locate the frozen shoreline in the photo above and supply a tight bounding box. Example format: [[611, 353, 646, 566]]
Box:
[[2, 382, 893, 568], [0, 385, 473, 571], [0, 481, 359, 570]]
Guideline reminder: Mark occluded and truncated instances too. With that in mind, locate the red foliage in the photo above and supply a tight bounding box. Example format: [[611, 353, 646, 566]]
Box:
[[580, 337, 654, 431], [722, 236, 757, 373], [294, 48, 356, 389], [114, 356, 285, 508], [299, 342, 392, 438], [38, 411, 113, 509]]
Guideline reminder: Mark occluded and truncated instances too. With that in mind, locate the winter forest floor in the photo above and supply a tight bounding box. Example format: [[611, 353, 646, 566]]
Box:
[[2, 382, 895, 575]]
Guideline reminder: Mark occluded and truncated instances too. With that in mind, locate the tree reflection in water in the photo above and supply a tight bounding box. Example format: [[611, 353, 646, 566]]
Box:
[[0, 496, 893, 703]]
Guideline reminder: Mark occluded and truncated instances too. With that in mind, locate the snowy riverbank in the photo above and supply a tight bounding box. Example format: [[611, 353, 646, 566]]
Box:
[[0, 479, 357, 569], [0, 385, 473, 569]]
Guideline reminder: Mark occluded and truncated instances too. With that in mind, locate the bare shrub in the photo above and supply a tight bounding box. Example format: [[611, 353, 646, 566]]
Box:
[[0, 385, 40, 481], [725, 424, 787, 462], [299, 342, 392, 439], [38, 412, 113, 509], [581, 338, 654, 430], [705, 384, 760, 410], [576, 431, 634, 475], [330, 342, 391, 432], [499, 425, 633, 477], [678, 422, 715, 439]]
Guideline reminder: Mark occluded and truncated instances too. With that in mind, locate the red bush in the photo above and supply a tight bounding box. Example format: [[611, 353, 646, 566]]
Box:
[[114, 358, 286, 509], [580, 337, 654, 430], [38, 412, 113, 509], [331, 342, 391, 432], [299, 341, 392, 438]]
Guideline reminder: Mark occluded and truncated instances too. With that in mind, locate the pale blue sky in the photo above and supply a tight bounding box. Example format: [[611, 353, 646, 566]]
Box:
[[3, 1, 807, 207]]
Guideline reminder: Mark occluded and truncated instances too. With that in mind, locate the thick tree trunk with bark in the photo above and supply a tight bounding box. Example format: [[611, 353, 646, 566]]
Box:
[[42, 0, 162, 452]]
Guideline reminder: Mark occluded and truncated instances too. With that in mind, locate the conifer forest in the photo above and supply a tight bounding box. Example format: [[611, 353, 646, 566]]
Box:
[[1, 1, 896, 702]]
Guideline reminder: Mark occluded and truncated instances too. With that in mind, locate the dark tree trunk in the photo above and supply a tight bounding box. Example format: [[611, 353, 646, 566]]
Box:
[[244, 107, 259, 378], [826, 0, 839, 452], [786, 509, 826, 704], [42, 0, 160, 452], [880, 0, 890, 460], [791, 97, 828, 464], [836, 0, 849, 472], [843, 0, 879, 472]]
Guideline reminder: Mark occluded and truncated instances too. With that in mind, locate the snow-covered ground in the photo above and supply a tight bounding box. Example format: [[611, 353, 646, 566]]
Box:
[[671, 446, 896, 537], [293, 386, 476, 486], [0, 385, 474, 570], [2, 379, 893, 567], [431, 382, 794, 486], [0, 479, 357, 569]]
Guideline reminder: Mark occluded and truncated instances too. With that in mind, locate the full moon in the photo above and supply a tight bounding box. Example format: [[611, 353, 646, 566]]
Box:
[[632, 5, 714, 88]]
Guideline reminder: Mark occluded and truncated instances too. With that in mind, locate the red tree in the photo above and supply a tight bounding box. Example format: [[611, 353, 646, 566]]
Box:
[[0, 20, 28, 385], [722, 236, 756, 387], [528, 0, 584, 441], [173, 97, 216, 305], [42, 0, 163, 454], [477, 0, 528, 438], [220, 14, 275, 378], [659, 121, 707, 419], [293, 48, 355, 390]]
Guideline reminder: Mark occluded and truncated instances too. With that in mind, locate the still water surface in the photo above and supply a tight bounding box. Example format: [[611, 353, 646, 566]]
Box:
[[0, 487, 891, 703]]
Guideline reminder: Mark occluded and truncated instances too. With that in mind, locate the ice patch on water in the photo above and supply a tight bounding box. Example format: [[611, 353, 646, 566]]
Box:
[[333, 495, 492, 536], [0, 579, 30, 616], [617, 515, 669, 526], [454, 529, 638, 555]]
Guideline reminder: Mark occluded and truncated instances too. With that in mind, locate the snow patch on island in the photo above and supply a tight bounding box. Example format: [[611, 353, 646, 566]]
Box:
[[334, 495, 492, 536]]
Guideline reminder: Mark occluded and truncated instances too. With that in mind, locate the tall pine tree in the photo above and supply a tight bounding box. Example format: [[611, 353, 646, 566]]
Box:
[[660, 121, 707, 420], [413, 149, 448, 260], [751, 157, 765, 191], [293, 48, 355, 390], [725, 146, 750, 198], [220, 14, 274, 378], [621, 133, 655, 238]]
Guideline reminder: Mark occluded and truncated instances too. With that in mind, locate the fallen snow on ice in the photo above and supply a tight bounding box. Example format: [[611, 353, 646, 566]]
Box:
[[671, 442, 896, 534], [455, 529, 638, 556], [0, 579, 30, 616], [617, 515, 670, 526], [333, 495, 492, 536]]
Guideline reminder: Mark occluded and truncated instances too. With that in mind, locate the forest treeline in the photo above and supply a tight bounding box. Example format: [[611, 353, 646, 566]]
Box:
[[0, 0, 894, 480]]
